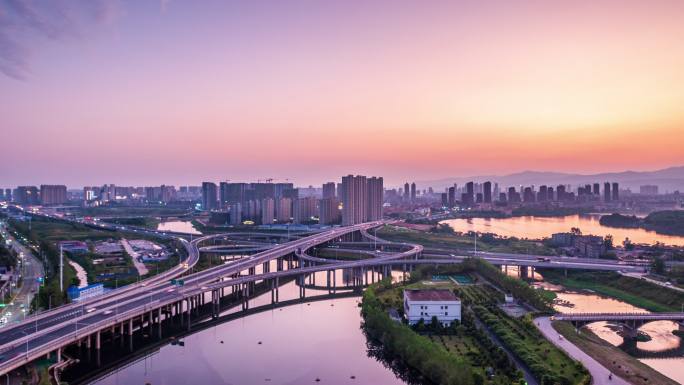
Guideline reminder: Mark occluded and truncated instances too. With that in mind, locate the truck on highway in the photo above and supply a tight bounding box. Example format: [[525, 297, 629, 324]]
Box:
[[537, 257, 551, 262]]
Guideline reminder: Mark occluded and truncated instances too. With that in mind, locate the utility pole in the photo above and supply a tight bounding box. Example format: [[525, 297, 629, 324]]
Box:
[[474, 232, 477, 255], [59, 244, 64, 292]]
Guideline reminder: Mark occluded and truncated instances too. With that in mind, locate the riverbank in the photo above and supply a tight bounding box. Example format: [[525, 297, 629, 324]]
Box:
[[378, 225, 555, 255], [551, 320, 679, 385], [534, 316, 629, 385], [541, 270, 684, 312]]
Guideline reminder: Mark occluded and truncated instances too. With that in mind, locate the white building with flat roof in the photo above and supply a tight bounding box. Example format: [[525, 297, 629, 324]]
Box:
[[403, 289, 461, 326]]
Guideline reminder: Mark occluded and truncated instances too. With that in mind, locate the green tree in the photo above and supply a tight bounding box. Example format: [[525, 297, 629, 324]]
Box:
[[604, 234, 614, 250]]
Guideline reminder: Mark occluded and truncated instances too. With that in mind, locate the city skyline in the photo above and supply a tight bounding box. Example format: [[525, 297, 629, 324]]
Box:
[[1, 0, 684, 186], [2, 164, 684, 192]]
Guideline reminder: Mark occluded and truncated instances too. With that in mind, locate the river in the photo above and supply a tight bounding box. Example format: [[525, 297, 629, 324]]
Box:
[[86, 270, 415, 385], [533, 279, 684, 383], [442, 214, 684, 246], [157, 220, 202, 235]]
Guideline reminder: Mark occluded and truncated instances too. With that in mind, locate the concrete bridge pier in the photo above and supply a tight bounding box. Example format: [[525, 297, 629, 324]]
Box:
[[85, 334, 91, 349], [299, 275, 306, 298], [241, 283, 250, 310], [211, 289, 220, 318], [96, 330, 101, 350], [263, 262, 270, 273], [519, 266, 529, 279], [158, 307, 163, 338], [186, 298, 192, 330]]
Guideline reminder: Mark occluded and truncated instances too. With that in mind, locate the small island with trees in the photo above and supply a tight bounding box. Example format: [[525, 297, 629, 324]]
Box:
[[599, 210, 684, 236]]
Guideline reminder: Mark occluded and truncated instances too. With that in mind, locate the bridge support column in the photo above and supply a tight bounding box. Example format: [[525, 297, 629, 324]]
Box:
[[85, 334, 91, 349], [158, 307, 163, 337], [57, 347, 62, 363], [187, 298, 192, 330], [96, 330, 101, 350], [129, 318, 134, 335]]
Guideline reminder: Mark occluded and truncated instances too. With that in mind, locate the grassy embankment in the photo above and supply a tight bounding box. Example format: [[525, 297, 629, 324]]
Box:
[[552, 321, 679, 385], [106, 216, 160, 229], [314, 248, 370, 260], [76, 205, 193, 218], [542, 270, 684, 312], [377, 225, 555, 255]]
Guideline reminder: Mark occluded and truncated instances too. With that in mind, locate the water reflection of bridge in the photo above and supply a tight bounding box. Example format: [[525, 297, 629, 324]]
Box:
[[62, 287, 362, 385], [618, 340, 684, 359]]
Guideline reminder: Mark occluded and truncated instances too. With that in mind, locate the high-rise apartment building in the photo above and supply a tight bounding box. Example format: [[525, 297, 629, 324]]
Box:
[[447, 187, 456, 207], [261, 198, 275, 225], [410, 182, 416, 202], [319, 198, 341, 225], [276, 197, 292, 222], [367, 177, 384, 221], [40, 185, 67, 205], [15, 186, 39, 205], [229, 203, 242, 225], [341, 175, 367, 226], [604, 182, 611, 202], [483, 181, 492, 203], [202, 182, 218, 210], [293, 196, 317, 224], [322, 182, 336, 199], [612, 182, 619, 201]]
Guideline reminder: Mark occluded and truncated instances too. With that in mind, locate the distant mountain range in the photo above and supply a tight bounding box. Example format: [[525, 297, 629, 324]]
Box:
[[418, 166, 684, 193]]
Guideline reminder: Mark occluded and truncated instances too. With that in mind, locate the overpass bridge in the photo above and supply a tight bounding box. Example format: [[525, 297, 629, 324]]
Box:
[[0, 213, 656, 377], [0, 221, 390, 375], [553, 312, 684, 340]]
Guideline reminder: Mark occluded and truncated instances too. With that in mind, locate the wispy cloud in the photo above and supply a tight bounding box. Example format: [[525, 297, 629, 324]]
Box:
[[0, 0, 120, 80]]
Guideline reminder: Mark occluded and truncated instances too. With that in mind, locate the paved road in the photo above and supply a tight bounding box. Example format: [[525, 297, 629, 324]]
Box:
[[0, 221, 388, 375], [620, 271, 684, 293], [0, 223, 44, 326], [534, 316, 628, 385]]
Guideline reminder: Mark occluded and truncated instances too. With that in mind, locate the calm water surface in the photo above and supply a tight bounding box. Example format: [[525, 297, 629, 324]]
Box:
[[90, 272, 412, 385], [157, 220, 202, 235], [442, 214, 684, 246]]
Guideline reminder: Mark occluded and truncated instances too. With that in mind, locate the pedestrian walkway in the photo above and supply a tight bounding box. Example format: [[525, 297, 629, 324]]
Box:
[[534, 316, 628, 385]]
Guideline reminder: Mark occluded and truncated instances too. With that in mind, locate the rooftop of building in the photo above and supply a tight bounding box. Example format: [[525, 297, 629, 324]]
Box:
[[404, 289, 459, 302]]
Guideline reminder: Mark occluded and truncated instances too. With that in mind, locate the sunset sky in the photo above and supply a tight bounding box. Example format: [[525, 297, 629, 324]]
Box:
[[1, 0, 683, 187]]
